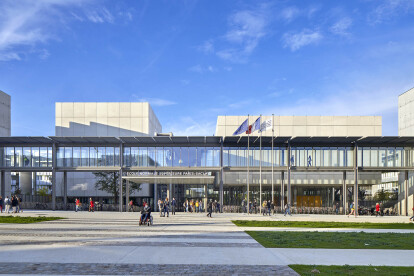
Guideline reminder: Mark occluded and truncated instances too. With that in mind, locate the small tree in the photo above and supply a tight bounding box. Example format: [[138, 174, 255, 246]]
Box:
[[93, 171, 141, 204], [37, 187, 50, 196], [374, 189, 387, 202]]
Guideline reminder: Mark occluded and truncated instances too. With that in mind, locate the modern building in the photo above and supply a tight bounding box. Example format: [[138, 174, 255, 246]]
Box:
[[1, 94, 413, 216], [54, 102, 162, 206], [398, 87, 414, 216]]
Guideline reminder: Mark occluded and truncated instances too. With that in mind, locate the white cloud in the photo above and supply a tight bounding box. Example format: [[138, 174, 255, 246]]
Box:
[[198, 40, 214, 54], [189, 64, 217, 73], [330, 17, 352, 36], [282, 29, 322, 51], [368, 0, 414, 25], [280, 7, 300, 22], [0, 0, 126, 62], [216, 4, 270, 62], [0, 52, 21, 61], [134, 97, 177, 107], [85, 7, 114, 24]]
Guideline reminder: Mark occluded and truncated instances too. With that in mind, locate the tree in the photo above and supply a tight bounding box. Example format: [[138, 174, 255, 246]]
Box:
[[93, 172, 141, 204], [36, 187, 50, 196]]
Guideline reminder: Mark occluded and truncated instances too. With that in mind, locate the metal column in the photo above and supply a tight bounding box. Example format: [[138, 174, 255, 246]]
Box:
[[52, 143, 57, 211], [63, 171, 67, 209], [287, 143, 291, 205], [405, 171, 409, 216], [353, 144, 358, 217], [119, 142, 124, 212], [281, 171, 284, 210], [1, 170, 5, 200], [219, 137, 224, 212], [342, 171, 347, 215], [126, 180, 129, 212]]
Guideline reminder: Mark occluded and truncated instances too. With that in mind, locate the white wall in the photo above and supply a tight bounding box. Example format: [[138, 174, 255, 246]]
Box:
[[399, 87, 414, 136], [55, 102, 162, 136], [0, 90, 11, 136], [216, 116, 382, 137]]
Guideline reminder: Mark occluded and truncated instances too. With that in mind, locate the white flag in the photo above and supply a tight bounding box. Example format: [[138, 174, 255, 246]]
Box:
[[259, 118, 272, 132]]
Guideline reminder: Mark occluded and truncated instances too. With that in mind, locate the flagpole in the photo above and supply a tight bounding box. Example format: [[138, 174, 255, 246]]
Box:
[[247, 114, 250, 215], [271, 114, 274, 211], [259, 114, 262, 215]]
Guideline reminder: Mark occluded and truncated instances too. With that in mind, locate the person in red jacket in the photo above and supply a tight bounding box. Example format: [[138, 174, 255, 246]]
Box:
[[375, 203, 380, 217], [75, 198, 80, 212], [89, 198, 94, 212]]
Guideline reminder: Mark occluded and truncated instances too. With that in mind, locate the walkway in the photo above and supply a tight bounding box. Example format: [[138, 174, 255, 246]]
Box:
[[0, 211, 413, 275]]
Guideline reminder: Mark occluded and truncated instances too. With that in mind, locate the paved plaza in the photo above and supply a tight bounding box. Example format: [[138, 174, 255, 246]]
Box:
[[0, 211, 413, 275]]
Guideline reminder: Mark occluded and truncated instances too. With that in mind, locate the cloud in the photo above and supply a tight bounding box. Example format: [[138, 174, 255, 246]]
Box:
[[0, 0, 126, 62], [282, 29, 322, 51], [280, 7, 300, 22], [134, 97, 177, 107], [198, 40, 214, 54], [164, 117, 216, 136], [85, 7, 114, 24], [216, 4, 270, 62], [189, 64, 217, 73], [368, 0, 414, 25], [330, 17, 352, 36]]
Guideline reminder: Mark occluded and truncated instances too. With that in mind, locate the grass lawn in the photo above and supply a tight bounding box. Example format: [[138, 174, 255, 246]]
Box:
[[0, 216, 64, 224], [233, 220, 414, 229], [246, 231, 414, 249], [289, 265, 414, 276]]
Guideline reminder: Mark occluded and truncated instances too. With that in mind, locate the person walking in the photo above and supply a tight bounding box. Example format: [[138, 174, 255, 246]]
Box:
[[159, 200, 165, 217], [348, 202, 355, 217], [195, 200, 199, 213], [253, 200, 258, 214], [4, 196, 10, 213], [164, 198, 169, 217], [335, 202, 339, 215], [375, 203, 380, 217], [0, 196, 3, 213], [262, 200, 267, 216], [11, 196, 18, 213], [128, 200, 134, 212], [207, 199, 213, 218], [171, 198, 176, 215], [284, 202, 292, 216], [267, 200, 272, 216], [89, 198, 94, 212], [75, 198, 80, 212]]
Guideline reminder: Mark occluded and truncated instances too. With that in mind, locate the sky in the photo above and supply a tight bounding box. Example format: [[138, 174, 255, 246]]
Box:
[[1, 0, 414, 136]]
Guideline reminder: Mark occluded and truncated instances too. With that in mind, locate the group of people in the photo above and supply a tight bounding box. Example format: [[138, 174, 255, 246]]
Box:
[[0, 195, 22, 213], [74, 198, 95, 212], [241, 199, 292, 216], [158, 197, 176, 217], [183, 199, 210, 213]]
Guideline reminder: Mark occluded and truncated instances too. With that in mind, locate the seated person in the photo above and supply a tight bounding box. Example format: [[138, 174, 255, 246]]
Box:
[[140, 203, 151, 224]]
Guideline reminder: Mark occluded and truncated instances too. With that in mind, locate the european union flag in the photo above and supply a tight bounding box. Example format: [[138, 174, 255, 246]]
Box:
[[233, 119, 249, 135]]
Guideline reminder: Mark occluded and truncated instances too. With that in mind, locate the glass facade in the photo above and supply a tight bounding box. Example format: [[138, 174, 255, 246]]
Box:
[[0, 146, 413, 168]]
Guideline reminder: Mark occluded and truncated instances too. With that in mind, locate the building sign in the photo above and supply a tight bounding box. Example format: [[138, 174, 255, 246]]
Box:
[[123, 171, 213, 177]]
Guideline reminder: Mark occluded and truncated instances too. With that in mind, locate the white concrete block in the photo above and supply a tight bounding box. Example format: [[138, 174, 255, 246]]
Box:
[[85, 103, 97, 118], [61, 103, 74, 118], [120, 103, 131, 117], [107, 103, 120, 118], [74, 103, 85, 118], [96, 103, 108, 118]]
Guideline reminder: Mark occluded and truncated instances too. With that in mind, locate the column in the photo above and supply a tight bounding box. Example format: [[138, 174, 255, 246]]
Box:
[[281, 171, 285, 210], [125, 179, 129, 212], [19, 172, 32, 195], [154, 183, 158, 212], [342, 171, 347, 215], [287, 144, 291, 205], [353, 144, 358, 217], [204, 184, 208, 211], [405, 171, 409, 216], [52, 143, 57, 211], [169, 182, 172, 200], [1, 170, 5, 200], [219, 139, 224, 212], [63, 171, 67, 208], [119, 169, 123, 212]]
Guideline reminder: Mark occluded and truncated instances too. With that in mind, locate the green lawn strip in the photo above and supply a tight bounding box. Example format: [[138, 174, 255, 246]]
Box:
[[289, 265, 414, 276], [0, 216, 64, 224], [233, 220, 414, 229], [246, 231, 414, 249]]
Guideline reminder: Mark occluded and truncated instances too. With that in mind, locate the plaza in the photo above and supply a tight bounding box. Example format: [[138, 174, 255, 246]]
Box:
[[0, 211, 413, 275]]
